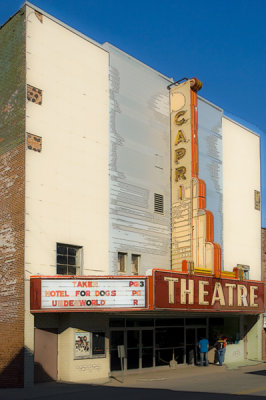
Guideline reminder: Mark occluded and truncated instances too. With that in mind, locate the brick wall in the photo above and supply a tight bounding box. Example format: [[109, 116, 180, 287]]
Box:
[[0, 144, 25, 387], [262, 228, 266, 360], [0, 9, 26, 387]]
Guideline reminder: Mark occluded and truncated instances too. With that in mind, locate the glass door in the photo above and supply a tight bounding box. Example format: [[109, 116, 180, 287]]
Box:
[[141, 329, 153, 368], [110, 330, 124, 371], [196, 327, 207, 364], [185, 328, 196, 364], [127, 330, 140, 369]]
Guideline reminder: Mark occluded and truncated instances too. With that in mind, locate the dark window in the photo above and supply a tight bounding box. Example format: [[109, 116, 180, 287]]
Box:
[[56, 243, 82, 275], [92, 332, 105, 355]]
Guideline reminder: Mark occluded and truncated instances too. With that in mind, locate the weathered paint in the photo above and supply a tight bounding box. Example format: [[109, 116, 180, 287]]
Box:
[[103, 43, 171, 275], [154, 270, 264, 312]]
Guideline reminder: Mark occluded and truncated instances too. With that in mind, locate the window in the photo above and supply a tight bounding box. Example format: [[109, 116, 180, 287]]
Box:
[[118, 252, 127, 273], [131, 254, 140, 275], [154, 193, 164, 214], [56, 243, 82, 275], [237, 264, 250, 280]]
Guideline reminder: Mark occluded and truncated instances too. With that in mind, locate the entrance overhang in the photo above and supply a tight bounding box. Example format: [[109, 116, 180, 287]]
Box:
[[30, 270, 264, 314]]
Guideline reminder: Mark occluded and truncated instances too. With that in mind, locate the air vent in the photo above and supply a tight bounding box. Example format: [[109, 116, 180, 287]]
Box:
[[154, 193, 164, 214]]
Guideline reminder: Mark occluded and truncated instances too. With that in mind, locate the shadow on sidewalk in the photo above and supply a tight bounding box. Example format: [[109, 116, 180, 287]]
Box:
[[246, 368, 266, 376]]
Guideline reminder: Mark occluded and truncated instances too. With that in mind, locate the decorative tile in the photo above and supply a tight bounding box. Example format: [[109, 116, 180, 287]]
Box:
[[27, 85, 42, 105], [27, 133, 42, 152]]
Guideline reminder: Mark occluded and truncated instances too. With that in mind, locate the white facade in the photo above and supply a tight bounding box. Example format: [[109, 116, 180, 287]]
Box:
[[25, 5, 110, 277], [222, 116, 261, 280], [24, 4, 109, 383]]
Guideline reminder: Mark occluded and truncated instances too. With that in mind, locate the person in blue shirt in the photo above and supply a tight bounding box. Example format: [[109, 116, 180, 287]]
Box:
[[198, 337, 209, 366]]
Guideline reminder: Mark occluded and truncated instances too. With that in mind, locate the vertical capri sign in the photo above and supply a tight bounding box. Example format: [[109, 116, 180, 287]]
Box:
[[170, 79, 221, 275]]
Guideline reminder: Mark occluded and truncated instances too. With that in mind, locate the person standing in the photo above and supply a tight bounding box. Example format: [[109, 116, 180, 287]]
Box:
[[198, 337, 209, 366], [215, 335, 226, 366]]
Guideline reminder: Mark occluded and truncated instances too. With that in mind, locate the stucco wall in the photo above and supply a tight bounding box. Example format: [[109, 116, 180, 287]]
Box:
[[222, 117, 261, 280], [24, 4, 109, 382], [58, 314, 109, 382], [24, 6, 109, 277]]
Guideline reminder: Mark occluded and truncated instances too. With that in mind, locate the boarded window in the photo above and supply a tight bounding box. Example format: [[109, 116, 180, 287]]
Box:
[[118, 252, 127, 273], [131, 254, 140, 275]]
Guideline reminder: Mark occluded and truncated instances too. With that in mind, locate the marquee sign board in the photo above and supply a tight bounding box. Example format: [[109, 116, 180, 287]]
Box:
[[154, 270, 264, 313], [30, 277, 147, 311]]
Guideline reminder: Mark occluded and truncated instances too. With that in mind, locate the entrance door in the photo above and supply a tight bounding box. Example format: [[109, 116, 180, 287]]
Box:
[[185, 327, 207, 365], [34, 328, 58, 382], [127, 330, 140, 369], [110, 330, 124, 371], [141, 329, 153, 368], [186, 328, 196, 364]]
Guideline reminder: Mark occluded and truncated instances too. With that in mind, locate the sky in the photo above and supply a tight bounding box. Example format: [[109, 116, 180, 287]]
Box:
[[1, 0, 266, 227]]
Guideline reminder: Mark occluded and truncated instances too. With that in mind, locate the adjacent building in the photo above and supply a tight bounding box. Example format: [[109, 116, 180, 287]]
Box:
[[0, 1, 263, 387]]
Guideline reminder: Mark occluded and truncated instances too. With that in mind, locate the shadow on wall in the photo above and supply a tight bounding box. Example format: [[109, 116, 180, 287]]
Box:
[[0, 347, 24, 388], [34, 362, 54, 384], [0, 346, 55, 388]]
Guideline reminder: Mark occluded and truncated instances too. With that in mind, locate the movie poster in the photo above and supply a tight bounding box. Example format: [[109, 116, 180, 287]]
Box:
[[74, 330, 91, 359]]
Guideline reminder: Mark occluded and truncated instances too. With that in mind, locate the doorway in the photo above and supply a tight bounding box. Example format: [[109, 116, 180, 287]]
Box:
[[185, 327, 206, 364], [110, 328, 154, 371], [110, 317, 208, 371]]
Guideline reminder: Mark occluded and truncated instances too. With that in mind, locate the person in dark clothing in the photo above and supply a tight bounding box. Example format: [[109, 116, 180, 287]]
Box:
[[215, 335, 227, 366]]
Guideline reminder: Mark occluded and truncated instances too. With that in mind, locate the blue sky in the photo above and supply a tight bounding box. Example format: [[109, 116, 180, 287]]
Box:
[[1, 0, 265, 227]]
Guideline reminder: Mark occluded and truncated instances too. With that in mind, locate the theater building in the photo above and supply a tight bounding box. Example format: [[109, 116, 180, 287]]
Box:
[[0, 1, 263, 387]]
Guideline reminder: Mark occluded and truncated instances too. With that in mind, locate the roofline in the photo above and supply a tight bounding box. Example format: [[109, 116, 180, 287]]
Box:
[[23, 1, 108, 53], [103, 42, 174, 83], [197, 95, 223, 112], [222, 115, 260, 138]]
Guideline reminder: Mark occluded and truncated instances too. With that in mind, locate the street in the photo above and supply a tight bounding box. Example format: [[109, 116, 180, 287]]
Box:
[[1, 363, 266, 400]]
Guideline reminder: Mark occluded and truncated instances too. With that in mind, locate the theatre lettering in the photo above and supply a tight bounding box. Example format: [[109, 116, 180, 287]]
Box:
[[154, 271, 264, 312]]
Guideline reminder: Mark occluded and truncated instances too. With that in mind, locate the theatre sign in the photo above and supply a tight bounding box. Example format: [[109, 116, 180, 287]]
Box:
[[154, 271, 264, 313], [30, 271, 264, 313]]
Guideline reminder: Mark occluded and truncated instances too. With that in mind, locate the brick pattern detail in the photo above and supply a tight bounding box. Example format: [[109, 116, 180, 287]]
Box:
[[27, 85, 42, 105], [27, 133, 42, 152], [262, 228, 266, 360], [0, 143, 25, 387]]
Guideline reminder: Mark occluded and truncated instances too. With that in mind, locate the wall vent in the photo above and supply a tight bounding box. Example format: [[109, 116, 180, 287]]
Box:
[[154, 193, 164, 214]]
